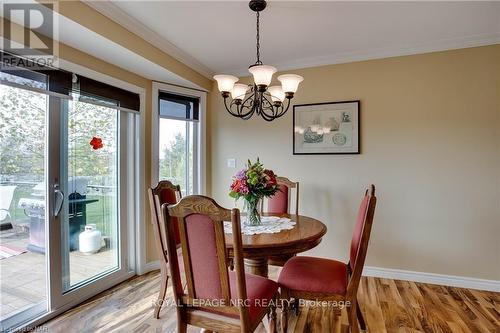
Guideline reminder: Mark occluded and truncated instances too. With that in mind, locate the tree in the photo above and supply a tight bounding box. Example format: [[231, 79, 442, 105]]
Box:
[[1, 84, 118, 185], [0, 85, 46, 179], [159, 133, 186, 188]]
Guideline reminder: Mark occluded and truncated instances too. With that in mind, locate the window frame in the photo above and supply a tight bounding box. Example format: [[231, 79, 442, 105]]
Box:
[[151, 82, 207, 196]]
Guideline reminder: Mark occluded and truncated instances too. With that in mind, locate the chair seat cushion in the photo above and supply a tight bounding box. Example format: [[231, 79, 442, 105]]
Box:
[[202, 272, 278, 323], [278, 256, 348, 295], [230, 272, 278, 322]]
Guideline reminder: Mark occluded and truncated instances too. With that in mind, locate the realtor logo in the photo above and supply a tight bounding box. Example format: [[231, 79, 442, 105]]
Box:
[[3, 2, 58, 58]]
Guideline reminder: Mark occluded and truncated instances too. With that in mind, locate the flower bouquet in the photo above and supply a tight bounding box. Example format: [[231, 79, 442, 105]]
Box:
[[229, 159, 279, 226]]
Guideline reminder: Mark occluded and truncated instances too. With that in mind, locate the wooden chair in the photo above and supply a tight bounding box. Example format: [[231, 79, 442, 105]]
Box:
[[262, 176, 299, 216], [261, 176, 299, 266], [148, 180, 182, 319], [278, 185, 377, 333], [161, 195, 279, 333]]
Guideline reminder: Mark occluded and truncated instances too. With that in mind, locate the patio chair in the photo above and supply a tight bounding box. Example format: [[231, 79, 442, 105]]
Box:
[[0, 185, 17, 229]]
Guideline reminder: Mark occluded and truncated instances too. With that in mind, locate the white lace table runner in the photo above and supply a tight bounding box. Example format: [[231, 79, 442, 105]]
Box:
[[224, 216, 296, 235]]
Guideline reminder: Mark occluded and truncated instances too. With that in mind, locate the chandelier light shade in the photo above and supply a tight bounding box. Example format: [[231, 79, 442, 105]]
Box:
[[267, 86, 285, 103], [213, 74, 238, 94], [213, 0, 303, 121], [278, 74, 304, 94], [231, 83, 249, 100], [248, 65, 277, 87]]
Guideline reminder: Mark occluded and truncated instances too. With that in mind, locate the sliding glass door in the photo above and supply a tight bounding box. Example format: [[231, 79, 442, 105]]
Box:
[[62, 98, 120, 290], [0, 76, 50, 330], [1, 54, 138, 331], [48, 92, 135, 311]]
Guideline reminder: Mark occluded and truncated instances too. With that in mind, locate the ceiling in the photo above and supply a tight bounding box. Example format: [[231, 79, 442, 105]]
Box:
[[1, 0, 198, 88], [96, 1, 500, 76]]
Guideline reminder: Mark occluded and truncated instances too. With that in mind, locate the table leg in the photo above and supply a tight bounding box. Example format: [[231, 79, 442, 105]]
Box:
[[244, 257, 268, 277], [268, 253, 295, 266]]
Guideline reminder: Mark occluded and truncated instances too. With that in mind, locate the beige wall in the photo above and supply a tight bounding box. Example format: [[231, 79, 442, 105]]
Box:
[[209, 45, 500, 280]]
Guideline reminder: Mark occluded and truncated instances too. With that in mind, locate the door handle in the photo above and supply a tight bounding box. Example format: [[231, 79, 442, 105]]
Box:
[[54, 185, 64, 217]]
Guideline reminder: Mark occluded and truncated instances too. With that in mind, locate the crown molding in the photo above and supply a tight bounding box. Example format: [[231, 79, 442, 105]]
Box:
[[81, 1, 500, 78], [227, 32, 500, 77], [83, 0, 214, 79]]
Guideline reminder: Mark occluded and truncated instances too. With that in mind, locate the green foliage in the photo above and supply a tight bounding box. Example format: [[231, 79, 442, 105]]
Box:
[[67, 100, 118, 182], [0, 85, 117, 184], [0, 86, 45, 178], [159, 132, 187, 190]]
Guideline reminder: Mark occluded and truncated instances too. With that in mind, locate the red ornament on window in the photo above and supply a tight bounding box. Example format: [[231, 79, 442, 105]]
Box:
[[90, 136, 104, 150]]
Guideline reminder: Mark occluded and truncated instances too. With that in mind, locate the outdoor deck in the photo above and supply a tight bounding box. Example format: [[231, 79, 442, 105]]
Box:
[[0, 227, 114, 319]]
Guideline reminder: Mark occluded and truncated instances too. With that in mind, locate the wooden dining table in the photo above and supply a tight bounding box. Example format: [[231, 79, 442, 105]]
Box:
[[225, 213, 327, 278]]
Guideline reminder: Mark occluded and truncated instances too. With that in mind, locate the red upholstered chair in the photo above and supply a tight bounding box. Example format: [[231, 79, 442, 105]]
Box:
[[162, 195, 279, 333], [262, 176, 299, 267], [262, 176, 299, 216], [278, 185, 377, 333], [148, 180, 182, 319]]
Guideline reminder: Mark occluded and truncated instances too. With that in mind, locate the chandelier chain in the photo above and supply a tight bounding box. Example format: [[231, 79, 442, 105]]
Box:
[[256, 11, 262, 65], [215, 0, 302, 121]]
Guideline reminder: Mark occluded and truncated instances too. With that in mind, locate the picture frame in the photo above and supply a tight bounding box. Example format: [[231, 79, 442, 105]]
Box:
[[293, 100, 360, 155]]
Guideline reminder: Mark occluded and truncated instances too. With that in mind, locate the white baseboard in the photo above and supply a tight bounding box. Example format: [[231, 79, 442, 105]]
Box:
[[363, 266, 500, 292], [139, 261, 499, 292], [139, 260, 160, 275]]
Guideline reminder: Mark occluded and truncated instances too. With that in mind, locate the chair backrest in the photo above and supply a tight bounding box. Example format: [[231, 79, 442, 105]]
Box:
[[264, 176, 299, 216], [162, 195, 251, 327], [148, 180, 182, 267], [347, 184, 377, 298], [0, 186, 17, 221]]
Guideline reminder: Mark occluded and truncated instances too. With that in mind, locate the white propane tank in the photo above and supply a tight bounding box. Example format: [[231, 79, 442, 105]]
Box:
[[79, 224, 102, 255]]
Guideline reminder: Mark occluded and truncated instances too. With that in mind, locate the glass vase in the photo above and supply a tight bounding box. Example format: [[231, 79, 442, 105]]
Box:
[[243, 198, 262, 226]]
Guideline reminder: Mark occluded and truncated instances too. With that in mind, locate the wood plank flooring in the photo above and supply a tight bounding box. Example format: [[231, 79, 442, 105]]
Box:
[[0, 229, 115, 319], [43, 269, 499, 333]]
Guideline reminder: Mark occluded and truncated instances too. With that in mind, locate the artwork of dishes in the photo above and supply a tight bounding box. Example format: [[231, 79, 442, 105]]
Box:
[[293, 101, 360, 154]]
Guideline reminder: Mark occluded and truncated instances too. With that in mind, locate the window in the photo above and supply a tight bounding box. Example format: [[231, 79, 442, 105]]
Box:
[[158, 92, 200, 196]]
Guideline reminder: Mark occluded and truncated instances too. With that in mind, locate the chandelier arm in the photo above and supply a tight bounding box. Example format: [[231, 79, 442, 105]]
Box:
[[262, 93, 291, 120], [233, 92, 257, 119], [241, 96, 256, 120], [224, 97, 244, 118], [275, 98, 291, 118], [262, 93, 277, 114], [242, 92, 257, 117], [260, 94, 279, 121], [241, 88, 255, 110], [242, 109, 255, 120]]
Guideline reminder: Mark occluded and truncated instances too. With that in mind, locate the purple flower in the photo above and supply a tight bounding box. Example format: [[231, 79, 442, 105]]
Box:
[[235, 169, 247, 180]]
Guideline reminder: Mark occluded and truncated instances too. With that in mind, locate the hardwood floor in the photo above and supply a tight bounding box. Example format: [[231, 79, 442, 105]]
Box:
[[43, 269, 499, 333], [0, 229, 114, 319]]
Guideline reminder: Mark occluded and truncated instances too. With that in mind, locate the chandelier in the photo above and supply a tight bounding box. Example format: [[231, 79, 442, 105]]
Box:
[[213, 0, 304, 121]]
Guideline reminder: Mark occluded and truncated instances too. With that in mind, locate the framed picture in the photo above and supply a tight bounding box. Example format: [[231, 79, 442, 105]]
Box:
[[293, 100, 360, 155]]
